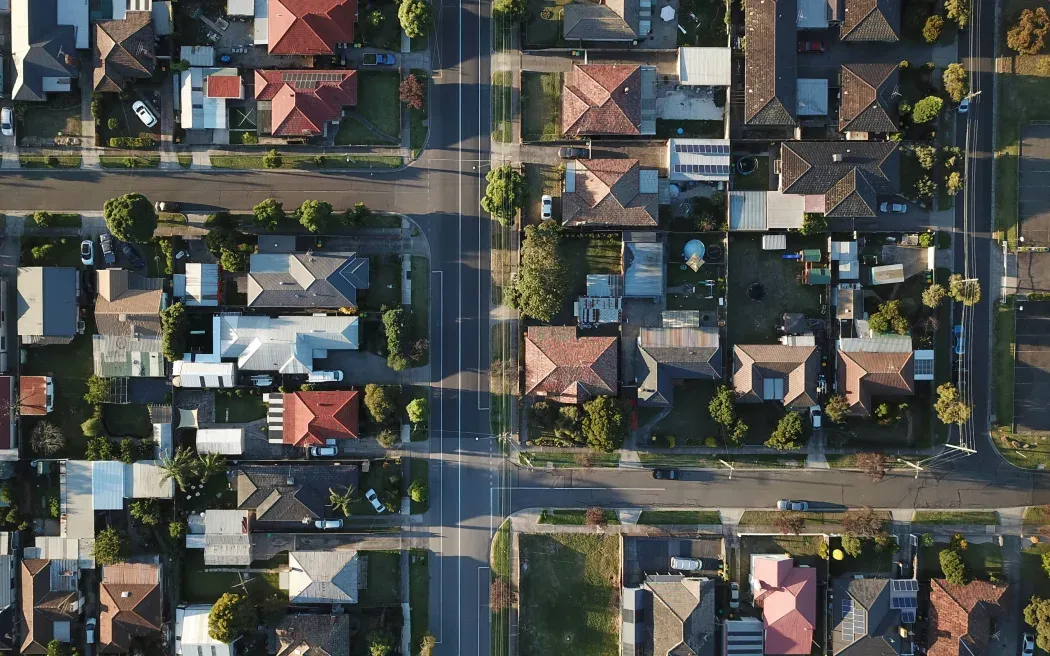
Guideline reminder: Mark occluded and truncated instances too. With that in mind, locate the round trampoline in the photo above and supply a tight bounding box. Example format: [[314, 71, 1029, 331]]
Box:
[[747, 283, 765, 301]]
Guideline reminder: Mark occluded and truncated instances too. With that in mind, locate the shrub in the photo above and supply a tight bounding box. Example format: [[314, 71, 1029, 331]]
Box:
[[512, 221, 568, 321], [939, 548, 968, 584], [160, 302, 188, 362], [799, 213, 827, 235], [377, 429, 400, 449], [923, 15, 944, 42], [93, 527, 129, 566], [922, 283, 947, 308], [407, 396, 428, 424], [383, 308, 411, 371], [208, 593, 252, 643], [409, 479, 428, 504], [263, 149, 281, 169], [824, 395, 850, 423], [765, 412, 803, 450], [914, 145, 937, 170], [241, 132, 259, 145], [1008, 7, 1050, 54], [918, 232, 935, 247], [585, 506, 608, 526], [868, 299, 910, 335], [399, 74, 426, 110], [946, 171, 963, 196], [841, 534, 863, 557], [581, 396, 628, 452], [912, 96, 944, 123], [32, 210, 54, 227], [365, 384, 399, 425]]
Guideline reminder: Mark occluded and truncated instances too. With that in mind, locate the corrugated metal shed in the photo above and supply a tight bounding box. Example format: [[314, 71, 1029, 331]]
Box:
[[205, 510, 250, 534], [802, 249, 822, 262], [204, 535, 252, 565], [661, 310, 700, 327], [796, 78, 829, 116], [575, 297, 622, 325], [586, 274, 623, 297], [129, 461, 175, 499], [838, 260, 860, 280], [153, 1, 172, 35], [176, 605, 234, 656], [180, 46, 215, 67], [766, 191, 806, 229], [172, 361, 236, 388], [870, 264, 905, 284], [839, 335, 913, 353], [185, 534, 206, 549], [227, 0, 253, 15], [730, 191, 766, 231], [623, 237, 665, 298], [196, 428, 245, 455], [92, 461, 126, 510], [677, 47, 732, 86], [254, 0, 269, 45], [185, 263, 220, 306], [762, 234, 787, 250]]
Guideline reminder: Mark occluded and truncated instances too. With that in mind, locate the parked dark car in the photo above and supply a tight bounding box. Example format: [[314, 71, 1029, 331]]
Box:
[[652, 468, 679, 480], [121, 242, 145, 270], [797, 40, 826, 53], [99, 233, 117, 266], [558, 146, 589, 159], [80, 269, 95, 298]]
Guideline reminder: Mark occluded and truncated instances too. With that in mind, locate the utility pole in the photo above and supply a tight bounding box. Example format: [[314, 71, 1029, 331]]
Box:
[[896, 458, 923, 479], [719, 459, 736, 480]]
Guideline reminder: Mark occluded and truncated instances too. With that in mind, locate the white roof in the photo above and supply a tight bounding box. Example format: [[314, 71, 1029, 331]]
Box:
[[184, 263, 220, 306], [730, 191, 766, 231], [830, 241, 858, 261], [153, 422, 172, 458], [129, 461, 175, 499], [668, 139, 731, 181], [181, 68, 228, 130], [227, 0, 253, 14], [762, 234, 788, 250], [112, 0, 150, 20], [205, 510, 250, 534], [838, 260, 860, 280], [177, 605, 233, 656], [62, 461, 93, 539], [796, 79, 829, 116], [254, 0, 269, 44], [796, 0, 829, 28], [196, 428, 245, 455], [870, 263, 906, 284], [216, 314, 359, 374], [153, 1, 172, 35], [92, 461, 126, 510], [172, 360, 236, 388], [180, 46, 215, 67], [766, 191, 806, 229], [677, 47, 732, 86]]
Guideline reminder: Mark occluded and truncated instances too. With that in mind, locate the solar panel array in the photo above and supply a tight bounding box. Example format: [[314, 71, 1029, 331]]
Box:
[[280, 71, 348, 88], [840, 598, 867, 643], [890, 596, 917, 609], [891, 580, 919, 592], [891, 580, 919, 624], [675, 143, 730, 154], [674, 164, 731, 175]]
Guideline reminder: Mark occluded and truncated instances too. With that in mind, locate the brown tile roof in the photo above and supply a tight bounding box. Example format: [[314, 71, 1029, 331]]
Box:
[[206, 74, 243, 99], [19, 376, 49, 416], [839, 63, 900, 133], [841, 0, 900, 41], [268, 0, 356, 55], [836, 349, 914, 416], [99, 562, 162, 654], [254, 69, 357, 137], [276, 614, 351, 656], [562, 65, 642, 136], [732, 344, 819, 408], [562, 159, 659, 227], [93, 11, 155, 93], [744, 0, 797, 126], [524, 326, 618, 403], [927, 580, 1008, 656], [20, 559, 80, 654], [95, 270, 165, 337]]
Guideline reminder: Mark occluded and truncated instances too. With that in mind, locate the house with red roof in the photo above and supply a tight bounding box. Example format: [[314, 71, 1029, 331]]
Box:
[[280, 390, 360, 447], [750, 554, 817, 654], [254, 69, 357, 138], [524, 326, 618, 404], [562, 64, 656, 137], [0, 377, 16, 460], [265, 0, 356, 55], [926, 579, 1008, 656]]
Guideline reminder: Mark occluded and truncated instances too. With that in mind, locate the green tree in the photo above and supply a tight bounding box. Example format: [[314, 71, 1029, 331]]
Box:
[[297, 199, 335, 233], [158, 446, 197, 492], [1025, 597, 1050, 651], [841, 534, 862, 558], [939, 548, 968, 584], [943, 63, 969, 102], [1041, 551, 1050, 578], [914, 144, 937, 170], [220, 246, 251, 273], [1007, 7, 1050, 54], [263, 148, 281, 169], [923, 14, 944, 42], [32, 210, 54, 227], [208, 593, 252, 643], [329, 486, 356, 516], [47, 640, 71, 656], [581, 396, 628, 452], [948, 273, 981, 305], [868, 299, 910, 335], [377, 428, 400, 449], [708, 385, 736, 429], [945, 0, 968, 27], [409, 479, 428, 504], [383, 307, 411, 371], [511, 222, 568, 321], [364, 384, 399, 425], [160, 302, 188, 362], [946, 170, 963, 196], [253, 198, 285, 231], [85, 375, 111, 405], [118, 438, 137, 464], [935, 382, 972, 425], [48, 496, 60, 518], [31, 421, 65, 456], [923, 283, 947, 308], [493, 0, 527, 20], [420, 634, 437, 656], [103, 193, 157, 243], [765, 412, 803, 450], [407, 397, 428, 424], [195, 453, 227, 484], [398, 0, 432, 37], [93, 527, 129, 566], [824, 394, 850, 424], [129, 499, 161, 526], [799, 213, 827, 235], [912, 96, 944, 124], [480, 165, 524, 226], [730, 420, 749, 446], [368, 630, 396, 656], [169, 520, 187, 539], [85, 435, 112, 461]]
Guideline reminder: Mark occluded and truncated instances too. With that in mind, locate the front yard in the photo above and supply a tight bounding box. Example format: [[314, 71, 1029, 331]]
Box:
[[524, 0, 573, 47], [737, 535, 824, 588], [524, 163, 563, 224], [920, 541, 1003, 581], [16, 100, 80, 145], [334, 71, 401, 145], [521, 72, 562, 142], [359, 550, 402, 606], [214, 391, 267, 423], [646, 380, 722, 446], [359, 0, 402, 50], [518, 533, 620, 656]]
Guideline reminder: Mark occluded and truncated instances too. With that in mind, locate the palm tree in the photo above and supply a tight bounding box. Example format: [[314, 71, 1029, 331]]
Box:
[[158, 446, 196, 492], [195, 453, 227, 484], [328, 486, 356, 517]]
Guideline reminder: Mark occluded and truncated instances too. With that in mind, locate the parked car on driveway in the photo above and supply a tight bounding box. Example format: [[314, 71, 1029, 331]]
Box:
[[558, 146, 589, 159], [309, 446, 338, 457], [365, 488, 386, 513], [797, 40, 825, 53], [99, 233, 117, 266], [121, 242, 145, 270], [670, 556, 702, 571], [314, 519, 343, 530], [810, 406, 822, 429], [132, 100, 157, 128], [86, 617, 97, 643], [363, 53, 395, 65], [1022, 634, 1035, 656], [541, 195, 553, 220], [80, 240, 95, 266], [879, 201, 908, 214], [0, 107, 13, 137], [307, 370, 344, 383], [777, 499, 809, 511], [730, 582, 740, 609]]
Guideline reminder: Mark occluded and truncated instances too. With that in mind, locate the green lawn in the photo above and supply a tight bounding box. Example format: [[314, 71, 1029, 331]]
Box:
[[912, 511, 1000, 525], [637, 510, 721, 525], [214, 392, 267, 423], [524, 163, 563, 225], [364, 255, 402, 311], [410, 256, 429, 345], [181, 473, 235, 514], [646, 381, 721, 446], [519, 451, 621, 468], [210, 153, 403, 169], [409, 70, 430, 155], [521, 72, 562, 142], [561, 235, 621, 319], [18, 155, 81, 168], [828, 536, 896, 576], [492, 71, 513, 144], [677, 0, 729, 45], [18, 102, 80, 139], [995, 298, 1016, 430], [524, 0, 573, 46], [99, 154, 160, 168], [731, 156, 770, 191], [920, 542, 1003, 581], [637, 453, 806, 468], [738, 510, 890, 529], [181, 549, 283, 603], [1025, 506, 1050, 528], [348, 459, 402, 515], [103, 404, 153, 437], [410, 549, 430, 656], [537, 509, 619, 525], [359, 550, 402, 606], [409, 457, 429, 514], [21, 237, 82, 267], [334, 72, 401, 145], [518, 534, 620, 656], [1021, 542, 1050, 620], [491, 520, 511, 656]]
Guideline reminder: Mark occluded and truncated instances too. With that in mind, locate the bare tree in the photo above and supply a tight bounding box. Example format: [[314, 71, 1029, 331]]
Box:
[[842, 506, 884, 538], [773, 513, 806, 535], [490, 577, 514, 610], [857, 453, 888, 482], [30, 421, 64, 456], [585, 506, 608, 527]]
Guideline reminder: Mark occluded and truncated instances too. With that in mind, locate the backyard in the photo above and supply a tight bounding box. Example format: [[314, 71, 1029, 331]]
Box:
[[560, 235, 621, 321], [518, 533, 620, 656], [102, 404, 153, 437], [182, 549, 282, 603], [666, 232, 723, 311], [214, 392, 267, 423], [727, 232, 823, 345], [731, 155, 770, 191], [334, 72, 401, 145], [521, 72, 562, 142], [524, 0, 573, 46], [677, 0, 729, 46]]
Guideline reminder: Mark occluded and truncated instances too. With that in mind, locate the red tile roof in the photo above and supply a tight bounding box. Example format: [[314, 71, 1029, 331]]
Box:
[[562, 64, 642, 136], [562, 158, 659, 227], [206, 74, 243, 99], [283, 390, 360, 447], [269, 0, 356, 55], [524, 326, 618, 404], [753, 557, 817, 655], [0, 377, 10, 450], [99, 562, 162, 653], [836, 349, 914, 416], [21, 559, 80, 654], [254, 69, 358, 137], [927, 579, 1008, 656], [19, 376, 49, 416]]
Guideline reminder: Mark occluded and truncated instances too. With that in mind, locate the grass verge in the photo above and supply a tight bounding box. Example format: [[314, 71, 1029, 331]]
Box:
[[492, 71, 513, 143], [519, 451, 621, 468], [409, 457, 429, 514], [912, 510, 1000, 525], [19, 154, 81, 168], [637, 510, 721, 525], [537, 509, 619, 525], [409, 549, 429, 656]]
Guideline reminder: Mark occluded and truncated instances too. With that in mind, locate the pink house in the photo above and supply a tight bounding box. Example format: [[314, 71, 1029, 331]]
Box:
[[751, 555, 817, 654]]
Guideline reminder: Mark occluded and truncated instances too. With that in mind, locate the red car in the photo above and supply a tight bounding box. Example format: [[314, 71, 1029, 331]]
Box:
[[797, 40, 826, 53]]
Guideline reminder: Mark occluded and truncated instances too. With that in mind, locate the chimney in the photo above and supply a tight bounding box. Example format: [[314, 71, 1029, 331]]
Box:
[[121, 591, 132, 598], [832, 154, 844, 163]]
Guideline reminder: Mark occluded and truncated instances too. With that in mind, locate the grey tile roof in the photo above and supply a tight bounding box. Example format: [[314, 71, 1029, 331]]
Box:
[[275, 614, 350, 656], [563, 1, 638, 41], [646, 576, 716, 656], [744, 0, 797, 126], [839, 63, 900, 133], [235, 465, 359, 527], [17, 267, 78, 342], [247, 252, 370, 309], [13, 0, 79, 102], [831, 578, 903, 656], [779, 141, 899, 217], [637, 327, 722, 406], [287, 551, 359, 604], [841, 0, 900, 41]]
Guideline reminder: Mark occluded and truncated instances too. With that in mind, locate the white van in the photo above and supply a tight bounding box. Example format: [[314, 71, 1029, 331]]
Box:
[[308, 370, 344, 383]]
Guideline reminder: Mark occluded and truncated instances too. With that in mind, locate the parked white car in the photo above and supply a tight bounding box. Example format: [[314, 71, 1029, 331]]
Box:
[[1022, 633, 1035, 656], [132, 100, 157, 128], [670, 556, 702, 571], [86, 618, 97, 643], [810, 406, 822, 429], [541, 195, 553, 220], [309, 446, 338, 457], [777, 499, 809, 511], [365, 488, 386, 513], [307, 370, 344, 383], [314, 519, 343, 530], [80, 240, 95, 267], [0, 107, 13, 137]]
